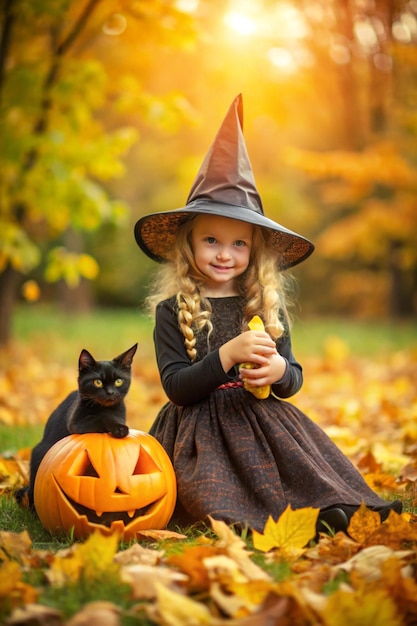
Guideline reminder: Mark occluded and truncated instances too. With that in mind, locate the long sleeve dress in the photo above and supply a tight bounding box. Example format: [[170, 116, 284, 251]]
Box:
[[149, 295, 396, 531]]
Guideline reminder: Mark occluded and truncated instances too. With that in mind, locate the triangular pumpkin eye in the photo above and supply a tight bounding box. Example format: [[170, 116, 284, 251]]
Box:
[[133, 446, 161, 475], [71, 450, 100, 478]]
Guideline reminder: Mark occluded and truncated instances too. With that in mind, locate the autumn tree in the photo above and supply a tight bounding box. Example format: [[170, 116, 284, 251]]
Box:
[[285, 0, 417, 317], [0, 0, 195, 345]]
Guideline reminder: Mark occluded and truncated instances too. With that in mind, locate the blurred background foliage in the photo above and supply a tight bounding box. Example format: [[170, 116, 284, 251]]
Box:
[[1, 0, 417, 346]]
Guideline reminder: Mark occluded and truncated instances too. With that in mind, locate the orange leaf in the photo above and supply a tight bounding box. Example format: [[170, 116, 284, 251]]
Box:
[[366, 510, 417, 550], [0, 530, 32, 564], [348, 503, 381, 544], [167, 545, 226, 592]]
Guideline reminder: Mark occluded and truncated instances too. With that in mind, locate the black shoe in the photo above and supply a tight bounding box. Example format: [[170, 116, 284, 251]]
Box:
[[316, 507, 349, 537], [376, 500, 403, 522]]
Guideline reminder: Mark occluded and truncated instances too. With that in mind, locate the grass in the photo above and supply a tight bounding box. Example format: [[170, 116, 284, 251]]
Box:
[[291, 315, 417, 356], [0, 424, 45, 455], [11, 304, 155, 365], [11, 303, 417, 361], [0, 495, 72, 546]]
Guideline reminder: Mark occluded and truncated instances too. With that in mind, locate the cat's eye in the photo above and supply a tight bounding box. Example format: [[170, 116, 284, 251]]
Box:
[[93, 379, 103, 388], [115, 378, 124, 387]]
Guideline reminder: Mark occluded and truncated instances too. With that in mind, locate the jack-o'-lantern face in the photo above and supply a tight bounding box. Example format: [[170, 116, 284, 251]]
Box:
[[33, 430, 176, 539]]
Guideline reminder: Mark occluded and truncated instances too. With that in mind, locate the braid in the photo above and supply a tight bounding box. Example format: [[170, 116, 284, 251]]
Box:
[[177, 293, 197, 361]]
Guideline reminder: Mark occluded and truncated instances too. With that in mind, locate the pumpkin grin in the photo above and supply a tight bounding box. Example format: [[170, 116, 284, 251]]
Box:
[[54, 477, 160, 527]]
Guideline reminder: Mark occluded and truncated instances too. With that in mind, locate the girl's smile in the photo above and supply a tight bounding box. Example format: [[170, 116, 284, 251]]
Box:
[[191, 214, 253, 296]]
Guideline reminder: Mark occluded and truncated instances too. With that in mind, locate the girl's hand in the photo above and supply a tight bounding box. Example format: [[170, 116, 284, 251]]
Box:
[[239, 353, 287, 387], [219, 330, 277, 373]]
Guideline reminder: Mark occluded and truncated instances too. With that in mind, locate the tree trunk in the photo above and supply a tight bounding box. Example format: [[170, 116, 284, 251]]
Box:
[[388, 240, 414, 318], [58, 278, 94, 313], [0, 265, 21, 346]]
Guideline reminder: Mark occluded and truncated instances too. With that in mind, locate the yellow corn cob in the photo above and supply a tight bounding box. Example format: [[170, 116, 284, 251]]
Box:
[[239, 315, 271, 400]]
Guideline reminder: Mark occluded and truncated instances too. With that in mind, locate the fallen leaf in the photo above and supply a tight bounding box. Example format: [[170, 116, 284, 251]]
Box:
[[347, 503, 381, 544], [0, 560, 38, 611], [121, 563, 188, 599], [223, 594, 290, 626], [5, 603, 63, 626], [0, 530, 32, 564], [379, 557, 417, 619], [167, 545, 226, 592], [0, 458, 27, 494], [210, 517, 270, 581], [152, 581, 215, 626], [252, 506, 319, 553], [133, 529, 187, 541], [333, 545, 414, 582], [47, 531, 120, 586], [366, 510, 417, 549], [210, 578, 278, 619], [66, 602, 120, 626], [356, 451, 382, 474], [114, 542, 164, 566], [320, 585, 403, 626]]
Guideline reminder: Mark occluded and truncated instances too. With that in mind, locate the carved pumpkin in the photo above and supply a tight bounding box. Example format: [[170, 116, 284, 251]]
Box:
[[33, 429, 176, 540]]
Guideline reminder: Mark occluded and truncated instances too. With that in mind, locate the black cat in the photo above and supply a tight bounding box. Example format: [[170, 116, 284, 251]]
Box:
[[17, 344, 137, 510]]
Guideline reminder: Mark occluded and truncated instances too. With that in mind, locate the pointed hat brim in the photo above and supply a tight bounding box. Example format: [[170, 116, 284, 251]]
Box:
[[134, 95, 314, 270]]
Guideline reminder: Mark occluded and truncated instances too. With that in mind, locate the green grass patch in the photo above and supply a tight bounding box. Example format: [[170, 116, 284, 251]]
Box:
[[0, 424, 44, 455], [12, 304, 154, 364], [12, 304, 417, 361], [38, 573, 135, 621], [0, 495, 68, 546], [292, 316, 417, 356]]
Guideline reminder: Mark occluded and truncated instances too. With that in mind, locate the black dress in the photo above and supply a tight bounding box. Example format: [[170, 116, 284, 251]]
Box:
[[149, 295, 394, 531]]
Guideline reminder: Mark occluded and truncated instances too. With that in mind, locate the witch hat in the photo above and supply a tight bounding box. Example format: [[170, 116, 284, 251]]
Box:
[[134, 94, 314, 269]]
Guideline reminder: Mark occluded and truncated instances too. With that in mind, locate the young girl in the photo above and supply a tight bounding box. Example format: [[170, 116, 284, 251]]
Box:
[[134, 95, 401, 534]]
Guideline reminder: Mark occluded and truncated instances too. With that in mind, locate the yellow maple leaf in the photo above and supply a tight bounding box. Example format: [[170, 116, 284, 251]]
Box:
[[48, 531, 120, 586], [77, 531, 120, 579], [252, 505, 319, 553]]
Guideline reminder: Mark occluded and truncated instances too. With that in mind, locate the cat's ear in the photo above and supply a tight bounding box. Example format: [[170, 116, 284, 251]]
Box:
[[113, 344, 138, 369], [79, 349, 96, 371]]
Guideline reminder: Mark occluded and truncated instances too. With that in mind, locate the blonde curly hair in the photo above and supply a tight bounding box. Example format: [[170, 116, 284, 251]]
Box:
[[145, 215, 292, 361]]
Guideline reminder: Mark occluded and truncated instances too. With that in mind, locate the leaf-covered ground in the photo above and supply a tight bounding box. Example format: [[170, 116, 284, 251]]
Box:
[[1, 340, 417, 625]]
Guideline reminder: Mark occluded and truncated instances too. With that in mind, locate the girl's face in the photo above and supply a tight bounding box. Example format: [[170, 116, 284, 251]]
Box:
[[190, 214, 253, 296]]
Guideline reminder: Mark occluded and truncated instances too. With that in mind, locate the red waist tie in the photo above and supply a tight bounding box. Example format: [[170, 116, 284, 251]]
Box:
[[217, 381, 243, 390]]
